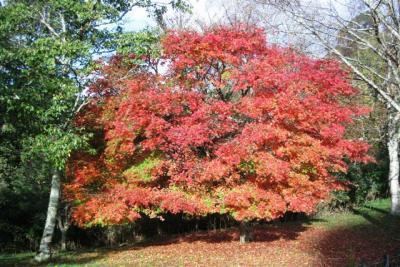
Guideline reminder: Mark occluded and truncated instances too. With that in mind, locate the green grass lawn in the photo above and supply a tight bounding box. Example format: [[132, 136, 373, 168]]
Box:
[[314, 198, 399, 228], [2, 198, 400, 267]]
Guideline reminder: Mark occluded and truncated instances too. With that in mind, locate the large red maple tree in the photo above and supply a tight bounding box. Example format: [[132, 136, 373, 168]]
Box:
[[65, 25, 371, 241]]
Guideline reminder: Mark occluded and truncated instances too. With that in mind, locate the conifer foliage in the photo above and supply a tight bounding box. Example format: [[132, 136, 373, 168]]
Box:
[[65, 26, 371, 227]]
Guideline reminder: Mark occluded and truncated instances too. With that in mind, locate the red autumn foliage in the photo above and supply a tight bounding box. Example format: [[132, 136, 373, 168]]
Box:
[[65, 25, 371, 227]]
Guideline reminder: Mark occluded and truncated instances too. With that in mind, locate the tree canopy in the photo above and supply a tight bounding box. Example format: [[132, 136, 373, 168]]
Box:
[[65, 25, 371, 227]]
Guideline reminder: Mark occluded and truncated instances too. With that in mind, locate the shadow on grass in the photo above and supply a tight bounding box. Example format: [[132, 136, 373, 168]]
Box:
[[314, 205, 400, 266], [0, 253, 34, 267], [314, 226, 400, 266], [364, 205, 388, 214], [47, 251, 106, 267], [0, 250, 104, 267]]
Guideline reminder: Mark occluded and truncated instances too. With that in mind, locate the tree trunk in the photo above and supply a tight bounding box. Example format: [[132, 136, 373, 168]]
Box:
[[387, 112, 400, 215], [239, 221, 252, 244], [60, 229, 67, 251], [156, 220, 163, 236], [35, 170, 61, 262], [57, 204, 70, 252], [58, 216, 69, 252]]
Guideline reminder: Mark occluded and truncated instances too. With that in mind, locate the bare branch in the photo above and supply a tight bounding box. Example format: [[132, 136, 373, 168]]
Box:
[[39, 8, 59, 38]]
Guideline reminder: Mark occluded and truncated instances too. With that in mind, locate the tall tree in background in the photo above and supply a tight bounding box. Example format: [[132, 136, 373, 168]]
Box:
[[65, 25, 371, 244], [0, 0, 188, 261]]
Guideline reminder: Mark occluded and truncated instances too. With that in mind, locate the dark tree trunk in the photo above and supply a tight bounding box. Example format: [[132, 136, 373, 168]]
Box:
[[57, 201, 71, 251], [157, 220, 163, 236], [60, 229, 67, 251], [239, 221, 252, 244]]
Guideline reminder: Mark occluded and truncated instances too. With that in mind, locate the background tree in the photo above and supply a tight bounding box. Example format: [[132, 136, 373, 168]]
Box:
[[0, 0, 188, 261], [65, 25, 371, 244]]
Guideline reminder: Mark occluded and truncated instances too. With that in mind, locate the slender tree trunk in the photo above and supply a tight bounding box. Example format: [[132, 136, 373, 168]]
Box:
[[156, 220, 163, 236], [387, 112, 400, 215], [60, 229, 67, 251], [57, 205, 70, 252], [239, 221, 252, 244], [35, 170, 61, 262]]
